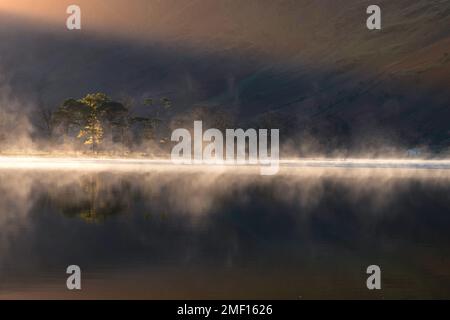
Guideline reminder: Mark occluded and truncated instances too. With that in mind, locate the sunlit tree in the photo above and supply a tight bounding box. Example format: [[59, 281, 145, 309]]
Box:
[[80, 93, 110, 152], [54, 93, 127, 152], [53, 93, 173, 153]]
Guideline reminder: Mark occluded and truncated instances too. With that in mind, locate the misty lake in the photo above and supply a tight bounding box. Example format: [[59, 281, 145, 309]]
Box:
[[0, 166, 449, 299]]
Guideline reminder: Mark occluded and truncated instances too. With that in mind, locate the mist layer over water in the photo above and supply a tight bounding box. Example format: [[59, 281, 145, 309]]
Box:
[[0, 167, 449, 299]]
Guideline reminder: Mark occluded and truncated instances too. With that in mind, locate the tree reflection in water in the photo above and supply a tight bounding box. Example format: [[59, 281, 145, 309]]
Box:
[[50, 174, 131, 223]]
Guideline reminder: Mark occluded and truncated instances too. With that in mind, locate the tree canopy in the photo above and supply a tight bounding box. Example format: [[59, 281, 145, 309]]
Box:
[[52, 93, 172, 153]]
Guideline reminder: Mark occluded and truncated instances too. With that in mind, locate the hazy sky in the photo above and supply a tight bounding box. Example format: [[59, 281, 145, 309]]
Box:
[[0, 0, 159, 36], [0, 0, 349, 56]]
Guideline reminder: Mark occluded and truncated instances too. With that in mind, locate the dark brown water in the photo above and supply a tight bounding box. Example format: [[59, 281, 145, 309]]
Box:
[[0, 168, 449, 299]]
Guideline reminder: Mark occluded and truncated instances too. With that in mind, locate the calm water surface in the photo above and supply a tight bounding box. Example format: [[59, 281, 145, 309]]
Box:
[[0, 167, 449, 299]]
